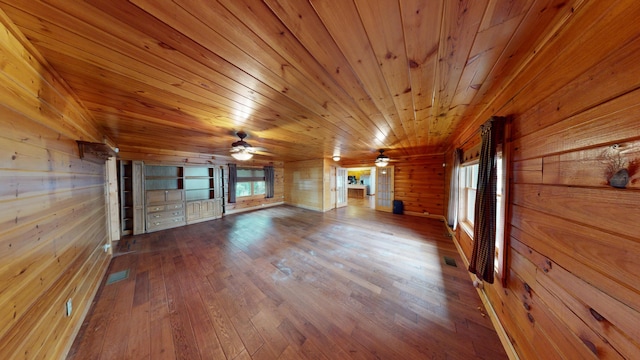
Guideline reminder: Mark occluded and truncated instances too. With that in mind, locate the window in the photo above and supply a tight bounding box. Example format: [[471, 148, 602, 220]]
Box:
[[495, 150, 506, 277], [459, 162, 478, 233], [236, 168, 265, 198], [459, 153, 506, 277]]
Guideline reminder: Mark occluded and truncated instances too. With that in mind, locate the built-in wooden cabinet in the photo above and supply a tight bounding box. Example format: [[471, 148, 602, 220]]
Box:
[[185, 166, 223, 224], [146, 189, 186, 232], [132, 161, 145, 235], [118, 160, 134, 235], [119, 163, 223, 233]]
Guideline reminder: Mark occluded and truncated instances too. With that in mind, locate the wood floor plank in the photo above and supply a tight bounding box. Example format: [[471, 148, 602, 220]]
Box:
[[68, 205, 508, 359]]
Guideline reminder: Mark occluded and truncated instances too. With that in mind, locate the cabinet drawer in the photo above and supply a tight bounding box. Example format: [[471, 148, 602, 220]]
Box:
[[165, 202, 184, 210], [146, 216, 186, 231], [146, 205, 165, 213], [147, 209, 184, 222]]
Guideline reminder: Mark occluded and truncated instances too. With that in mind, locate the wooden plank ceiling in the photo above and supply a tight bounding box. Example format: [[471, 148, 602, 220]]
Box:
[[0, 0, 577, 163]]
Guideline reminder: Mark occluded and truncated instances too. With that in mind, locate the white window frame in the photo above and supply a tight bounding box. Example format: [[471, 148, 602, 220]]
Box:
[[458, 151, 507, 281], [236, 168, 265, 198], [458, 161, 478, 238]]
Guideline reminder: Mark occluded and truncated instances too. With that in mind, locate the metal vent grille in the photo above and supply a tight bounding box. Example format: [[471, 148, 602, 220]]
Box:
[[443, 256, 457, 267], [106, 269, 129, 285]]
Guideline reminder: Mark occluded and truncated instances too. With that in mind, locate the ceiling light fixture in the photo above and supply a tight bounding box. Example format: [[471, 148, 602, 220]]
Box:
[[332, 155, 341, 161], [374, 149, 389, 167], [231, 149, 253, 161]]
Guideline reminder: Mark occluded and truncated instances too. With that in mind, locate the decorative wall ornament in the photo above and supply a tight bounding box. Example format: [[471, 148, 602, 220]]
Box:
[[602, 144, 638, 188], [77, 141, 117, 163]]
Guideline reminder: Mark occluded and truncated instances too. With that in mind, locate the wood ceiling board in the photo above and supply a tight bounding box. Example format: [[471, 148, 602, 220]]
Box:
[[263, 0, 394, 142], [0, 0, 597, 161], [310, 0, 408, 151], [400, 0, 444, 150]]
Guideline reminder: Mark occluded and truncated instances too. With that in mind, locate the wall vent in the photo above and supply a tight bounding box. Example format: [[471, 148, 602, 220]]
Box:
[[443, 256, 457, 267], [106, 269, 130, 285]]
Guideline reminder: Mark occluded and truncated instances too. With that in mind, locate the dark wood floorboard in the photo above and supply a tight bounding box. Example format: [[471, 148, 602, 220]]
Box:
[[68, 204, 508, 359]]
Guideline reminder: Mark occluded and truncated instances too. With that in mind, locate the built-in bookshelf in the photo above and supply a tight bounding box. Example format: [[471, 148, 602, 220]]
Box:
[[118, 163, 223, 233], [184, 166, 214, 201], [144, 165, 183, 190], [118, 160, 133, 235]]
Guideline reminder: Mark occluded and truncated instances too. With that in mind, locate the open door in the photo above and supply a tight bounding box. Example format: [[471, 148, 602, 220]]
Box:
[[375, 166, 394, 212], [336, 167, 348, 208]]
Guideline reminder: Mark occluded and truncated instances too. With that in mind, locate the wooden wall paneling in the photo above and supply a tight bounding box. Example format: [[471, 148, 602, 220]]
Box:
[[512, 88, 640, 161], [512, 157, 542, 184], [511, 238, 631, 359], [482, 283, 538, 359], [515, 21, 640, 139], [512, 183, 639, 240], [541, 141, 640, 189], [509, 223, 640, 357], [0, 12, 111, 358], [508, 249, 602, 359], [457, 0, 623, 145], [0, 9, 102, 144], [510, 205, 640, 312], [392, 154, 445, 215], [284, 159, 324, 212]]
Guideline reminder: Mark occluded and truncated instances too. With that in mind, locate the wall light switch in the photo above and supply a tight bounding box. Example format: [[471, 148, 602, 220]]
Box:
[[65, 299, 72, 317]]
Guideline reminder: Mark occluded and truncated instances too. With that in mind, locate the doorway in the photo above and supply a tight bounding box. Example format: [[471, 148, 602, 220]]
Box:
[[375, 165, 394, 212]]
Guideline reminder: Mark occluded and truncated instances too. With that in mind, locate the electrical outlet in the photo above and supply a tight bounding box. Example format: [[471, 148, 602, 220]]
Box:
[[65, 299, 73, 317]]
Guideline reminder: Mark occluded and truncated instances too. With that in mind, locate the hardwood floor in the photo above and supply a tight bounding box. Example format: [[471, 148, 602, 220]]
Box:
[[68, 205, 507, 359]]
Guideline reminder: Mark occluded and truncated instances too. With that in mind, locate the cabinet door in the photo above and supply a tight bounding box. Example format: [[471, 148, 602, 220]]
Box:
[[201, 199, 216, 217], [132, 161, 145, 235], [165, 189, 184, 202], [213, 198, 223, 218], [186, 201, 201, 221], [146, 190, 166, 204]]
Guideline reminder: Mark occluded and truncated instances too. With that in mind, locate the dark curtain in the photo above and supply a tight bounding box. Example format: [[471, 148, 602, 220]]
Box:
[[228, 163, 237, 203], [468, 116, 505, 284], [264, 165, 275, 198], [447, 149, 462, 230]]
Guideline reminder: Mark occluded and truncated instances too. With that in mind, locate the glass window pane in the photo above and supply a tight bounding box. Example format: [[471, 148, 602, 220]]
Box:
[[467, 188, 476, 224], [237, 169, 253, 177], [253, 181, 265, 195], [236, 182, 251, 197], [471, 164, 479, 190]]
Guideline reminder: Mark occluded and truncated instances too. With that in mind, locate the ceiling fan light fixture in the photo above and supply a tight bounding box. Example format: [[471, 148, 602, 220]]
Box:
[[374, 149, 389, 167], [231, 149, 253, 161]]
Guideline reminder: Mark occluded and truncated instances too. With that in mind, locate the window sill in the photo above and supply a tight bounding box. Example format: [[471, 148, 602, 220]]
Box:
[[460, 220, 474, 240]]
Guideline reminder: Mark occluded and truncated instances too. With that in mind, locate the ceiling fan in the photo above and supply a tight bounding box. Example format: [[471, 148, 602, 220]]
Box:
[[229, 131, 265, 161]]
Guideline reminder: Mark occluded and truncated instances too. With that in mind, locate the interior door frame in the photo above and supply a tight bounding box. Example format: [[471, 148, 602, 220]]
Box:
[[375, 166, 394, 212], [336, 167, 348, 208]]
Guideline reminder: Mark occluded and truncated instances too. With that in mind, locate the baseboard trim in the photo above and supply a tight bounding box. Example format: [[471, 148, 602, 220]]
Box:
[[445, 224, 520, 360], [225, 202, 284, 215]]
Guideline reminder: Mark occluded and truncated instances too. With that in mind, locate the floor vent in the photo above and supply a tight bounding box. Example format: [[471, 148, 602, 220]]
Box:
[[443, 256, 457, 267], [106, 269, 130, 285]]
